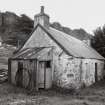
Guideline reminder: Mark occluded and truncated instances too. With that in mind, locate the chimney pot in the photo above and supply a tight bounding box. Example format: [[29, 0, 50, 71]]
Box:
[[41, 6, 44, 14]]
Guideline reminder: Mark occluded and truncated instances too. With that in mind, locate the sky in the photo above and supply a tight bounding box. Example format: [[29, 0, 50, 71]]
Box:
[[0, 0, 105, 34]]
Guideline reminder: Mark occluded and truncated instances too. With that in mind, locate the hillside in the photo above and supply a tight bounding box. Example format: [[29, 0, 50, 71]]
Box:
[[0, 11, 92, 48], [0, 11, 34, 47], [50, 22, 92, 40]]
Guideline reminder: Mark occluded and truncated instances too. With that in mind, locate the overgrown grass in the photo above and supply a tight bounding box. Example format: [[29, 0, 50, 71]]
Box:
[[0, 81, 105, 105]]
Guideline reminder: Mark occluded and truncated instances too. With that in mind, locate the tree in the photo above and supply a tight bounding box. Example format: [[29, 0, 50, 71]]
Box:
[[3, 14, 34, 47], [4, 31, 30, 47], [16, 14, 34, 34], [91, 26, 105, 57]]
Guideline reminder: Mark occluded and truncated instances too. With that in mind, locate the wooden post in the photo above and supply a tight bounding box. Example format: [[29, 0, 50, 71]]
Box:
[[8, 58, 11, 83], [30, 60, 36, 91], [35, 60, 39, 91], [80, 59, 82, 83], [44, 62, 46, 89]]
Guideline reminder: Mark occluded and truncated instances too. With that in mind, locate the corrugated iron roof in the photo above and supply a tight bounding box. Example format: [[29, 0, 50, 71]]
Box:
[[12, 47, 52, 59]]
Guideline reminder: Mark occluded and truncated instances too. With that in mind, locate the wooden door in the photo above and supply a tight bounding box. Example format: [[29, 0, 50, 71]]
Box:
[[45, 67, 52, 89], [23, 69, 30, 89], [38, 61, 45, 88], [45, 61, 52, 89], [38, 61, 52, 89]]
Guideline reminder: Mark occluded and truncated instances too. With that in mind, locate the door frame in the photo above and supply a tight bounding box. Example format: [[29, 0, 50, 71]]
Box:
[[15, 61, 23, 87], [38, 61, 46, 89], [38, 60, 52, 89], [95, 63, 98, 82]]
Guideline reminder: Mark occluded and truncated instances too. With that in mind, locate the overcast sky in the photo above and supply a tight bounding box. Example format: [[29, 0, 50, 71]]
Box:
[[0, 0, 105, 34]]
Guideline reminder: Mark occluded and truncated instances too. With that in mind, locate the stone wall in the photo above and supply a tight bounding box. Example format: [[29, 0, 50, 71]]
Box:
[[81, 59, 104, 87], [53, 54, 104, 89], [53, 53, 82, 89]]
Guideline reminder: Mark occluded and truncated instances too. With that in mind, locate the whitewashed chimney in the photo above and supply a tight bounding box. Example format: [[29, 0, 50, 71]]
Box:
[[34, 6, 50, 28]]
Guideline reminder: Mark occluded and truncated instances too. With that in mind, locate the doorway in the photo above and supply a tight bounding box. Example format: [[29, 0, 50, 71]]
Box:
[[38, 61, 52, 89], [15, 61, 23, 87], [95, 63, 98, 82]]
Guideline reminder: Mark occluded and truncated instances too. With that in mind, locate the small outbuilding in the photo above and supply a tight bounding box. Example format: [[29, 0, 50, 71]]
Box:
[[8, 47, 53, 90], [8, 6, 105, 91]]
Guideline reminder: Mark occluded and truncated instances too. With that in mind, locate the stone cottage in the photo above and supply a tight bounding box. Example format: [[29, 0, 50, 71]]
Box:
[[8, 6, 105, 91]]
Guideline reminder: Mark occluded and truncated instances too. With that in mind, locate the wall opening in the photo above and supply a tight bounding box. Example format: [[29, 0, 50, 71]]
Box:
[[45, 61, 51, 68], [95, 63, 98, 82], [38, 60, 52, 89], [15, 61, 23, 87]]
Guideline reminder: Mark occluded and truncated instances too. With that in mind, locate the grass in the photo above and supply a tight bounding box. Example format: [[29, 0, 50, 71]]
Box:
[[0, 80, 105, 105]]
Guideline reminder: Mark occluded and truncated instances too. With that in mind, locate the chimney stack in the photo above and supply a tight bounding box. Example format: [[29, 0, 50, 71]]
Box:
[[34, 6, 50, 28]]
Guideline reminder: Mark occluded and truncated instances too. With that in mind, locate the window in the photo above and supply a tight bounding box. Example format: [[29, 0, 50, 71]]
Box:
[[67, 73, 74, 78], [30, 60, 33, 63], [46, 61, 51, 68]]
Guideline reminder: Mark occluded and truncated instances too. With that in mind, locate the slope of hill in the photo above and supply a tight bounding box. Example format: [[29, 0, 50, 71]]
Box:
[[0, 11, 34, 47], [50, 22, 92, 41], [0, 12, 92, 48]]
